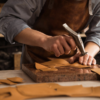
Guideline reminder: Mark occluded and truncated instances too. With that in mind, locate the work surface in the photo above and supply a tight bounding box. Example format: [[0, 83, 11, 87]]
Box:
[[0, 70, 100, 100]]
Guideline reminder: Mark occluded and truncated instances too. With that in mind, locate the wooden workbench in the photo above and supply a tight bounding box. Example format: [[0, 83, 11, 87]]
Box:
[[0, 70, 100, 100]]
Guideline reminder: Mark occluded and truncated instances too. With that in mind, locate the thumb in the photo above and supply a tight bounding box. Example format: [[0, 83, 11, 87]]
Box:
[[68, 52, 80, 64]]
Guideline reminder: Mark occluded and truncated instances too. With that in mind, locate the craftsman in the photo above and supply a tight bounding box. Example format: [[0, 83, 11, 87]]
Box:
[[0, 0, 100, 67]]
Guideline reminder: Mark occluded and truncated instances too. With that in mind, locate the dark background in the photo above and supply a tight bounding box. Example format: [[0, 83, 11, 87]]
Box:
[[0, 0, 7, 3]]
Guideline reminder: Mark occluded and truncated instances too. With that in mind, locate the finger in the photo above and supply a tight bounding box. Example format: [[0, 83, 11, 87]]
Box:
[[56, 40, 64, 55], [59, 36, 71, 54], [87, 56, 93, 66], [68, 52, 80, 63], [83, 54, 89, 65], [68, 57, 74, 64], [79, 56, 84, 64], [73, 52, 80, 61], [92, 58, 96, 65], [92, 64, 97, 69], [52, 44, 60, 57], [91, 59, 97, 69], [64, 35, 76, 50]]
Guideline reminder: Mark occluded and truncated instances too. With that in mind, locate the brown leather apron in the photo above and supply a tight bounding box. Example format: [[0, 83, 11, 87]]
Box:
[[25, 0, 89, 63]]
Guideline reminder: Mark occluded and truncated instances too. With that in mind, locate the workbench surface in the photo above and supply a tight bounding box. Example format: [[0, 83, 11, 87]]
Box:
[[0, 70, 100, 100]]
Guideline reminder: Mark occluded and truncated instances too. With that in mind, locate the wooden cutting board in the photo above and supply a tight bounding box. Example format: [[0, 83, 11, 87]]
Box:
[[22, 64, 100, 83]]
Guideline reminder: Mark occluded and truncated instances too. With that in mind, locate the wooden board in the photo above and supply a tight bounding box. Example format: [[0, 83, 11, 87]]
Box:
[[22, 64, 100, 83], [13, 52, 22, 70]]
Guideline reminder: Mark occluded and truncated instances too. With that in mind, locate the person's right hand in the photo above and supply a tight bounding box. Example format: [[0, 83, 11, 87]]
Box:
[[41, 35, 77, 57]]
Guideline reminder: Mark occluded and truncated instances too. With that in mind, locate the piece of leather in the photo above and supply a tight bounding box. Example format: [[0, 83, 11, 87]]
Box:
[[7, 77, 23, 83], [35, 59, 100, 72], [0, 80, 16, 85], [41, 59, 70, 68], [0, 87, 28, 100], [35, 59, 92, 72], [0, 94, 11, 100], [26, 0, 89, 63], [16, 83, 83, 98], [0, 83, 100, 100], [70, 62, 90, 68], [35, 62, 58, 71], [41, 59, 90, 69], [71, 87, 100, 97], [35, 63, 49, 69], [0, 77, 23, 85], [91, 68, 100, 75]]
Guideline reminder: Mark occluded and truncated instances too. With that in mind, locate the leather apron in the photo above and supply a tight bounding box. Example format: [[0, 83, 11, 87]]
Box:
[[24, 0, 89, 63]]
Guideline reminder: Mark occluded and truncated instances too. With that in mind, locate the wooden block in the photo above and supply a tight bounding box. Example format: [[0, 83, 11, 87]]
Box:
[[22, 64, 100, 83], [13, 52, 22, 70]]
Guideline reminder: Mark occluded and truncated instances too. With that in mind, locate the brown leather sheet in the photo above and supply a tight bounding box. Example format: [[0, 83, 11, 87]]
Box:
[[1, 83, 100, 100]]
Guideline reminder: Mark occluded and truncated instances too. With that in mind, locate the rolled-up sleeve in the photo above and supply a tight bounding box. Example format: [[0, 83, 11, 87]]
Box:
[[0, 0, 37, 44], [0, 17, 30, 44], [85, 5, 100, 47]]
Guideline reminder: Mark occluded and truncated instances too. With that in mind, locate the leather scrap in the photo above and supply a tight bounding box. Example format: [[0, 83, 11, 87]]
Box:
[[0, 80, 16, 85], [7, 77, 23, 83], [35, 63, 49, 69], [0, 77, 23, 85], [41, 59, 90, 69], [41, 59, 70, 68], [35, 62, 58, 71], [70, 62, 90, 68], [91, 68, 100, 75], [35, 59, 92, 72], [36, 59, 100, 73]]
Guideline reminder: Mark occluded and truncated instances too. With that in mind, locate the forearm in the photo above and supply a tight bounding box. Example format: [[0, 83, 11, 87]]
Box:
[[85, 42, 100, 57], [14, 28, 48, 47]]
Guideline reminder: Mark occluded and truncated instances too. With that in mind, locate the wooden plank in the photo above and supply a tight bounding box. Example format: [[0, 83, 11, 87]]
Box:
[[13, 52, 22, 70]]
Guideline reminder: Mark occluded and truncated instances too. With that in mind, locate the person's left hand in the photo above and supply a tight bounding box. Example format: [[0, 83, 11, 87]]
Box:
[[67, 49, 96, 66]]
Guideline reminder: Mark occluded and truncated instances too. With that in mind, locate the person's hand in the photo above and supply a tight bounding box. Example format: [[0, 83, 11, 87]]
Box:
[[68, 49, 96, 66], [41, 35, 77, 57], [79, 53, 96, 66]]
